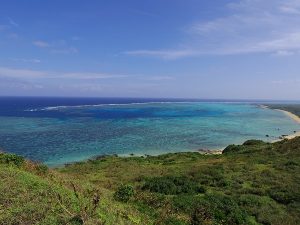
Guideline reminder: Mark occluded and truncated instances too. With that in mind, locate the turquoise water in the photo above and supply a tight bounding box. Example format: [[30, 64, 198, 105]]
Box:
[[0, 98, 299, 167]]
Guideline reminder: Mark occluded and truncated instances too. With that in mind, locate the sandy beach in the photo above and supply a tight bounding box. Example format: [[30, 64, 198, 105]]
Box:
[[275, 109, 300, 124], [259, 104, 300, 141], [270, 108, 300, 141], [260, 105, 300, 123], [201, 105, 300, 153]]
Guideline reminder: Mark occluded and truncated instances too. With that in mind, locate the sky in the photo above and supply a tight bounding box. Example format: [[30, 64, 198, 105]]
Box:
[[0, 0, 300, 100]]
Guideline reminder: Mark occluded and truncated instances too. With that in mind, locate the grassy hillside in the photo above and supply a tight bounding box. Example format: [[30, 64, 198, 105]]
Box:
[[1, 137, 300, 224]]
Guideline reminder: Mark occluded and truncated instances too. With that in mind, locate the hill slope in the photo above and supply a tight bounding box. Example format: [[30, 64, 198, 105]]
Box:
[[1, 137, 300, 224]]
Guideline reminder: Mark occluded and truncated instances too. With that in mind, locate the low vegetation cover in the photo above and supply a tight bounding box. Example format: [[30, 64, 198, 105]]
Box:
[[1, 137, 300, 224]]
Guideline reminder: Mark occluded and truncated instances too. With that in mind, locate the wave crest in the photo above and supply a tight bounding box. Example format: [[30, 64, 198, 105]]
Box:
[[25, 101, 198, 111]]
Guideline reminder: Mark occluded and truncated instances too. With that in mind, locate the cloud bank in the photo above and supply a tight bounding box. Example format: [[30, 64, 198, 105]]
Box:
[[125, 0, 300, 59]]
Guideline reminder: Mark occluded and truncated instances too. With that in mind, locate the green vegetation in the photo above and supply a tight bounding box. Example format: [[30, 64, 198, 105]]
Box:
[[1, 137, 300, 224], [114, 184, 135, 202], [142, 176, 205, 195], [0, 153, 25, 167]]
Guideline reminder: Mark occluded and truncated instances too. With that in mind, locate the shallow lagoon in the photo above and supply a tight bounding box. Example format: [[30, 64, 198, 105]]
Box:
[[0, 97, 299, 166]]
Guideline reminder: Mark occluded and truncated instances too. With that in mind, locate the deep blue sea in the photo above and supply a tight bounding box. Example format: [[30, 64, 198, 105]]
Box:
[[0, 97, 299, 167]]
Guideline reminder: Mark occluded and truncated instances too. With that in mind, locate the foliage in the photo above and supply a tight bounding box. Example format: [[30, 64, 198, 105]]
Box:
[[114, 184, 135, 202], [35, 163, 49, 175], [1, 136, 300, 224], [142, 176, 205, 195], [0, 153, 24, 167], [222, 144, 243, 154], [193, 194, 248, 225], [243, 140, 266, 146]]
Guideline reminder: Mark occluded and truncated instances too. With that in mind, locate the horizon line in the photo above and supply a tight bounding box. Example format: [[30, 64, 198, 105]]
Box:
[[0, 95, 299, 102]]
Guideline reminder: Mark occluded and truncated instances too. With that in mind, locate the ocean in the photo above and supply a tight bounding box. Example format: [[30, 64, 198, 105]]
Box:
[[0, 97, 299, 167]]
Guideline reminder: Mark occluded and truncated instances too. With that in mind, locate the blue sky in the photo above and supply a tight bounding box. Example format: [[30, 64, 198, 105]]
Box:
[[0, 0, 300, 99]]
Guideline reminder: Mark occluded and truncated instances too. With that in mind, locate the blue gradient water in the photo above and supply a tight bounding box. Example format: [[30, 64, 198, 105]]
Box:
[[0, 97, 299, 166]]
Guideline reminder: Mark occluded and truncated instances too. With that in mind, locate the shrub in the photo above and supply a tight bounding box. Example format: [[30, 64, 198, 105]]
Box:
[[163, 217, 186, 225], [135, 191, 166, 208], [191, 200, 213, 225], [193, 166, 228, 188], [243, 140, 266, 146], [191, 194, 248, 225], [172, 195, 200, 213], [114, 184, 134, 202], [222, 145, 243, 154], [268, 188, 299, 204], [142, 176, 205, 195], [35, 164, 49, 175], [284, 160, 298, 170], [0, 153, 25, 167], [238, 194, 262, 208]]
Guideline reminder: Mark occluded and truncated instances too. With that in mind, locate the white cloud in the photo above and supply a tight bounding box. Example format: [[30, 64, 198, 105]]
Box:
[[0, 79, 44, 90], [7, 33, 19, 39], [0, 25, 8, 31], [0, 67, 176, 82], [71, 36, 81, 41], [279, 6, 300, 14], [272, 79, 300, 84], [10, 58, 41, 63], [0, 67, 128, 80], [0, 67, 47, 79], [8, 17, 19, 27], [33, 40, 50, 48], [130, 9, 158, 17], [55, 72, 127, 80], [124, 50, 197, 60], [0, 20, 19, 41], [0, 67, 130, 95], [144, 76, 174, 81], [58, 83, 104, 92], [272, 50, 295, 56], [51, 47, 78, 54], [0, 67, 174, 95], [278, 0, 300, 14], [125, 0, 300, 59], [33, 40, 79, 54]]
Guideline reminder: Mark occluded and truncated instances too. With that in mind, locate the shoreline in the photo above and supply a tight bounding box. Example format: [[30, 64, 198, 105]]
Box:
[[260, 104, 300, 142], [271, 130, 300, 143], [259, 104, 300, 123], [275, 109, 300, 124]]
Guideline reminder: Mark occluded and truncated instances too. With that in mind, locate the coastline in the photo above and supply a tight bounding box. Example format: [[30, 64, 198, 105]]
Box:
[[275, 109, 300, 124], [271, 130, 300, 143], [260, 104, 300, 142], [259, 104, 300, 123]]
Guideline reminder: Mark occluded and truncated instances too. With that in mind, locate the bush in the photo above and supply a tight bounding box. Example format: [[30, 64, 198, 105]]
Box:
[[268, 188, 299, 204], [172, 195, 200, 213], [284, 160, 298, 170], [0, 153, 25, 167], [222, 145, 243, 154], [191, 200, 213, 225], [135, 191, 166, 208], [238, 194, 262, 208], [163, 217, 186, 225], [193, 166, 228, 188], [142, 176, 205, 195], [114, 184, 134, 202], [35, 164, 48, 175], [191, 194, 248, 225], [243, 140, 266, 146]]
